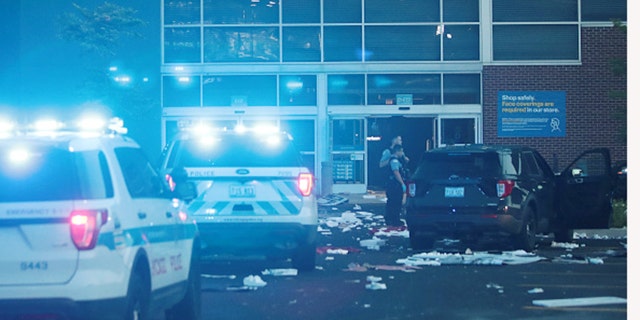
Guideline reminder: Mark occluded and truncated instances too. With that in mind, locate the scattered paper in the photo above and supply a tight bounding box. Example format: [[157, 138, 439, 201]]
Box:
[[533, 296, 627, 308]]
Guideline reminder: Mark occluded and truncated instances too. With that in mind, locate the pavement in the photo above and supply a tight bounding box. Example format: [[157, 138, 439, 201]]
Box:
[[318, 191, 627, 240]]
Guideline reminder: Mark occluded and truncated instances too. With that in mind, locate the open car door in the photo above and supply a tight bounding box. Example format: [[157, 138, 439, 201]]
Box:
[[556, 148, 614, 229]]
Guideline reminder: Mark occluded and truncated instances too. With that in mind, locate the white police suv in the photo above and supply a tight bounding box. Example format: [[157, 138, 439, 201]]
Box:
[[159, 123, 318, 271], [0, 117, 201, 320]]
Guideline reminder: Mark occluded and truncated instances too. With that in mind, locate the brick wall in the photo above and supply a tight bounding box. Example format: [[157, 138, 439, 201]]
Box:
[[482, 27, 627, 170]]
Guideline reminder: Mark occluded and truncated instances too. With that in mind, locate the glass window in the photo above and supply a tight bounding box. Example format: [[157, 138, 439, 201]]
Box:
[[115, 148, 169, 199], [493, 25, 579, 60], [323, 26, 362, 62], [367, 74, 441, 105], [443, 74, 481, 104], [203, 0, 279, 24], [328, 74, 365, 105], [279, 75, 317, 106], [581, 0, 626, 22], [203, 75, 276, 106], [443, 25, 479, 61], [522, 151, 542, 176], [365, 26, 440, 61], [168, 134, 304, 168], [332, 119, 364, 151], [493, 0, 578, 22], [163, 76, 201, 107], [282, 0, 320, 23], [164, 0, 200, 25], [281, 120, 316, 152], [324, 0, 361, 23], [0, 147, 112, 202], [164, 27, 201, 63], [444, 0, 479, 22], [283, 27, 321, 62], [204, 27, 279, 62], [365, 0, 439, 23], [441, 118, 475, 145]]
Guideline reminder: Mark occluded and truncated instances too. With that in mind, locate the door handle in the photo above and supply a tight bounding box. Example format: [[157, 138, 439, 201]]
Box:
[[137, 212, 147, 219]]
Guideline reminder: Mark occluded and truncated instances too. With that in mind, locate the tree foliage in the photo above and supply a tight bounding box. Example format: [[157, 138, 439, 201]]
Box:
[[57, 2, 146, 58]]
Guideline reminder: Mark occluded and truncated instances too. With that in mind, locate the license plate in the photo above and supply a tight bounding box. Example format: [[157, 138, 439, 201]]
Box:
[[229, 185, 256, 198], [444, 187, 464, 198]]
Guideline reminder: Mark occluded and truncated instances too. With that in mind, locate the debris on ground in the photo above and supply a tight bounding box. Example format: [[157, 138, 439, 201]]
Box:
[[532, 296, 627, 307], [243, 275, 267, 289], [365, 275, 387, 290], [344, 262, 422, 272], [396, 250, 544, 266], [551, 253, 605, 264], [359, 237, 387, 250], [527, 288, 544, 294], [261, 268, 298, 276]]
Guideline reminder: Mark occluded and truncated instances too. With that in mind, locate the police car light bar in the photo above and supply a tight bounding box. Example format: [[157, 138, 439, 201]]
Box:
[[0, 116, 128, 136]]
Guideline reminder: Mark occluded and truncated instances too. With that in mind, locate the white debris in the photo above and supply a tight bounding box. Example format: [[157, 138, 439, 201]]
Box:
[[550, 241, 582, 249], [326, 248, 350, 255], [261, 268, 298, 276], [201, 274, 236, 279], [486, 283, 504, 293], [360, 238, 387, 250], [365, 275, 387, 290], [533, 296, 627, 308], [396, 250, 544, 266], [528, 288, 544, 294], [243, 275, 267, 288]]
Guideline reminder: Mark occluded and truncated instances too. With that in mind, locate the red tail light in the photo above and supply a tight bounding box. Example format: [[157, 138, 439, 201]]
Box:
[[70, 210, 107, 250], [496, 180, 515, 198], [297, 173, 314, 196], [165, 174, 176, 192]]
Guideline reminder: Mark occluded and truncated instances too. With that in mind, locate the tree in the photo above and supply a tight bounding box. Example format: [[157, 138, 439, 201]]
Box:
[[56, 2, 155, 120]]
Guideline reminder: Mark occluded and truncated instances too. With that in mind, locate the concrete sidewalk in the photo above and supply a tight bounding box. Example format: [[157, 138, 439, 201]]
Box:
[[319, 192, 627, 239]]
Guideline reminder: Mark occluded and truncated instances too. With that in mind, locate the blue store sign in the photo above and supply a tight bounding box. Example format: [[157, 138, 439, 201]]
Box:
[[498, 91, 566, 137]]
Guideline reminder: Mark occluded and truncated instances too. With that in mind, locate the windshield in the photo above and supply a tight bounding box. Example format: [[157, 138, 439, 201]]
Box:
[[0, 145, 112, 202], [413, 151, 501, 180], [167, 134, 304, 168]]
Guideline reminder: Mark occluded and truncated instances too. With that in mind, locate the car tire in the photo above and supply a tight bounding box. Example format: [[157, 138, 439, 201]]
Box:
[[516, 207, 537, 251], [292, 243, 316, 271], [124, 270, 150, 320], [409, 229, 434, 250], [166, 246, 202, 320]]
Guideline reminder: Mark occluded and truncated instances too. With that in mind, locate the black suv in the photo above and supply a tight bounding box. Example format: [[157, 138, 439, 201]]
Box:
[[405, 145, 614, 251]]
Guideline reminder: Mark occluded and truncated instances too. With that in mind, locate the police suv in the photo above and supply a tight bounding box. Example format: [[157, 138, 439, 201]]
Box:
[[0, 117, 201, 320], [159, 123, 318, 271]]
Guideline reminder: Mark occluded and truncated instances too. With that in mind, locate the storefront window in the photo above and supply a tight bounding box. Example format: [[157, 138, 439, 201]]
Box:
[[367, 74, 441, 105], [443, 74, 481, 104], [279, 75, 317, 106], [328, 74, 365, 105], [323, 26, 362, 62], [203, 75, 276, 106], [444, 0, 479, 22], [283, 27, 321, 62], [162, 76, 201, 107], [365, 0, 439, 23], [204, 27, 279, 62], [365, 26, 440, 61], [282, 0, 320, 23], [443, 25, 480, 61], [441, 118, 476, 145], [164, 27, 201, 63], [324, 0, 361, 23], [203, 0, 279, 24], [164, 1, 200, 25], [493, 0, 578, 22]]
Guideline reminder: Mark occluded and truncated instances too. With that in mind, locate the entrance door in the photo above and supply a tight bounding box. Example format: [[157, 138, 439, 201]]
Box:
[[366, 116, 435, 191]]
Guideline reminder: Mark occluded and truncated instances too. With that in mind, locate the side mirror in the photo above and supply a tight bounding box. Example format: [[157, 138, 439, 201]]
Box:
[[571, 168, 583, 177], [175, 181, 197, 203]]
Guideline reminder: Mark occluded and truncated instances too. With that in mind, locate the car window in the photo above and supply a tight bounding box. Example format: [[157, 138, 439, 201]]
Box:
[[499, 151, 520, 175], [115, 147, 166, 198], [0, 146, 112, 202], [167, 134, 304, 168], [521, 151, 542, 177], [413, 151, 501, 180], [569, 152, 609, 177]]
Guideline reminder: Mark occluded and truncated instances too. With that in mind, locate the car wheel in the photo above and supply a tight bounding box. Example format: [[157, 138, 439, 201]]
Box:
[[292, 243, 316, 271], [409, 229, 434, 250], [516, 207, 537, 251], [124, 270, 150, 320], [166, 246, 202, 320]]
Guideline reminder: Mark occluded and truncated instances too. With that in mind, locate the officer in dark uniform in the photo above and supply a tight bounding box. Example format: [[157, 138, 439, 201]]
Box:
[[385, 144, 406, 226]]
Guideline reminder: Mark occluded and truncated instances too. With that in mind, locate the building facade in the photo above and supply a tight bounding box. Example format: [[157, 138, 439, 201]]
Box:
[[160, 0, 627, 194]]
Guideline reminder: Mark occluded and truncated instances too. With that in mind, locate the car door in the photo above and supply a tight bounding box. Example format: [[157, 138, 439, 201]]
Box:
[[555, 148, 614, 229]]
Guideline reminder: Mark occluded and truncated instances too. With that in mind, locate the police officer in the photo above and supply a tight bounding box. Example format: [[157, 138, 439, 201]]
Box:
[[385, 144, 406, 226]]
